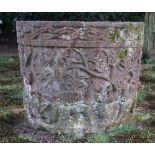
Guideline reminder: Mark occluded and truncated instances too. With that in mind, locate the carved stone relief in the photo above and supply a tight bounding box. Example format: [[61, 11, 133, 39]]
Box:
[[16, 21, 144, 138]]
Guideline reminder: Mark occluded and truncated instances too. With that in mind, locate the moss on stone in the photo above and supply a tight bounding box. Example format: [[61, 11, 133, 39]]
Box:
[[135, 23, 144, 33], [50, 104, 59, 124], [110, 27, 121, 43], [137, 35, 141, 42], [130, 95, 138, 113], [125, 22, 144, 34], [125, 22, 135, 33], [117, 49, 128, 60], [114, 27, 121, 39], [125, 22, 144, 42], [120, 37, 125, 44]]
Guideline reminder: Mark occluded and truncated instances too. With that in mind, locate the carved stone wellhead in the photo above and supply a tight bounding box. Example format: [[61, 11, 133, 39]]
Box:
[[16, 21, 144, 138]]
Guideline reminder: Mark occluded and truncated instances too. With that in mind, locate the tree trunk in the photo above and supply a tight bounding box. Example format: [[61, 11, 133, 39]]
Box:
[[143, 12, 155, 62]]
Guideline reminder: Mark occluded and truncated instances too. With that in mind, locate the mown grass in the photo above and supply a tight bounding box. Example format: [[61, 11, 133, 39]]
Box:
[[89, 121, 155, 143], [0, 110, 33, 143], [0, 53, 32, 142], [89, 123, 139, 143]]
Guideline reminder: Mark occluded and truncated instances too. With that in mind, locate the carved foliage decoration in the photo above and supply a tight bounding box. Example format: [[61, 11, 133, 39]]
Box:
[[17, 22, 144, 134], [19, 27, 111, 41], [61, 48, 118, 103], [21, 45, 141, 107]]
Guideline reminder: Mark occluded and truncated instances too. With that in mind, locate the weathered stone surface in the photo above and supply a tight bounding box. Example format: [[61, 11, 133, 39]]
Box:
[[16, 21, 144, 138]]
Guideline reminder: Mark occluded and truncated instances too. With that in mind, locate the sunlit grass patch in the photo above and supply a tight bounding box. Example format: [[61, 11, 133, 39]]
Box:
[[0, 54, 19, 64], [134, 112, 151, 122], [0, 82, 23, 106], [0, 83, 21, 91], [0, 53, 33, 142], [89, 133, 110, 143], [11, 87, 23, 98], [111, 128, 155, 143], [88, 123, 139, 143], [0, 104, 23, 117], [137, 89, 146, 103], [0, 76, 22, 86]]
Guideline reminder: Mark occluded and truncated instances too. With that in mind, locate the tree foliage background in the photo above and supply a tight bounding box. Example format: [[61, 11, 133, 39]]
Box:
[[0, 12, 145, 38]]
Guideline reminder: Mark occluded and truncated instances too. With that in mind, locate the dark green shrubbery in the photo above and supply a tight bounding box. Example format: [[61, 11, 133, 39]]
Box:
[[0, 12, 144, 38]]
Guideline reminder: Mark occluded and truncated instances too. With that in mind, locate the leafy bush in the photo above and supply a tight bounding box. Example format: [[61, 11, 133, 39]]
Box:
[[0, 12, 144, 38], [142, 58, 153, 64]]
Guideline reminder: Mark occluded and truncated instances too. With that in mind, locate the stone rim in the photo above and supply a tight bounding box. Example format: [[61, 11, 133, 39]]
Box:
[[16, 21, 144, 28]]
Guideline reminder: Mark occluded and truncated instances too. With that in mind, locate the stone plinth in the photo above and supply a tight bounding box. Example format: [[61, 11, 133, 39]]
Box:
[[16, 21, 144, 138]]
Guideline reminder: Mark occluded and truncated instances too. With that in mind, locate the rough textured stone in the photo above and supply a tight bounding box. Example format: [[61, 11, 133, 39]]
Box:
[[16, 21, 144, 138]]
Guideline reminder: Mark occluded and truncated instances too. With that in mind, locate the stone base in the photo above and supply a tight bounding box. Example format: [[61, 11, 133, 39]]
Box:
[[25, 96, 132, 138]]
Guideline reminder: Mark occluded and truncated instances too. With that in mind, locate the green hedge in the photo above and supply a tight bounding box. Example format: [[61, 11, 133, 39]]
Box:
[[0, 12, 145, 38]]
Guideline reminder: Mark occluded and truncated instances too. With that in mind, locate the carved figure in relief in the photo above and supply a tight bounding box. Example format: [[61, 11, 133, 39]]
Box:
[[62, 49, 117, 103]]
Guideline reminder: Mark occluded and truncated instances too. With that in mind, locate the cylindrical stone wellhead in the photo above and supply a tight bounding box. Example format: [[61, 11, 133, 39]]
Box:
[[16, 21, 144, 138]]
